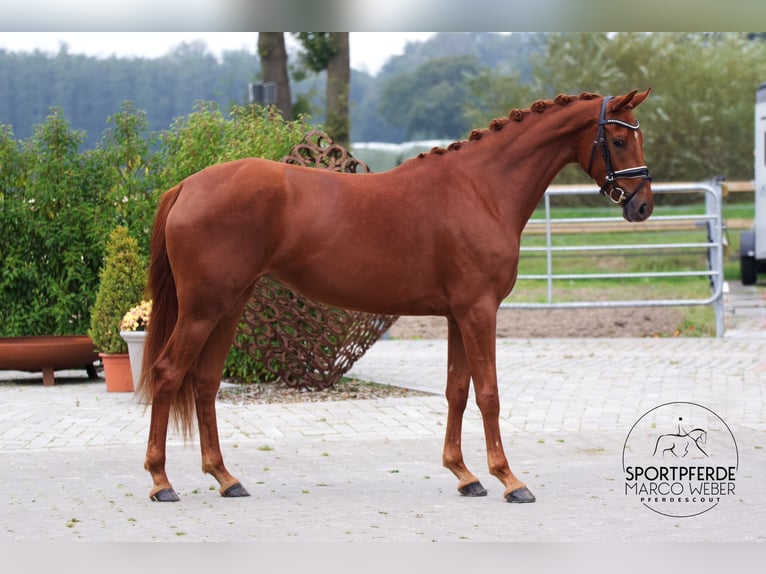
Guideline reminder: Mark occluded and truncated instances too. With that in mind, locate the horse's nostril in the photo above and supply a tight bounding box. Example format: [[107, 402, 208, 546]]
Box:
[[638, 202, 648, 218]]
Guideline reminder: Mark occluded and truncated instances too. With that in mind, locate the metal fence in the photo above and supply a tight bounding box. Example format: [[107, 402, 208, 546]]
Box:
[[500, 180, 726, 337]]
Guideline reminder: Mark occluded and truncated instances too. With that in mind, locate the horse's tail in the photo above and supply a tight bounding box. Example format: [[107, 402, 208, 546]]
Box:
[[136, 183, 196, 439]]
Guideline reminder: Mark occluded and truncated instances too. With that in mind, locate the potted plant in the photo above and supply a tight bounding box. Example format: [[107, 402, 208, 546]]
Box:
[[120, 299, 151, 388], [89, 226, 147, 392]]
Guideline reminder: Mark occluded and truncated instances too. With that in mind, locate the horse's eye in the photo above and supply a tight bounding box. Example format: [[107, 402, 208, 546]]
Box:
[[613, 138, 625, 148]]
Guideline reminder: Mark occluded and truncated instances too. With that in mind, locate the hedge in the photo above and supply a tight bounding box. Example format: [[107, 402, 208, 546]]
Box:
[[0, 102, 313, 362]]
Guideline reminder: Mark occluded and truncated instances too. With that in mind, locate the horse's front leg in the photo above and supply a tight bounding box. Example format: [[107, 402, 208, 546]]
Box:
[[455, 300, 536, 503], [442, 317, 487, 497]]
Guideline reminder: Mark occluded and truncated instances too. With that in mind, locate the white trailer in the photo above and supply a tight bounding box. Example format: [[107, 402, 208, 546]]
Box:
[[741, 81, 766, 284]]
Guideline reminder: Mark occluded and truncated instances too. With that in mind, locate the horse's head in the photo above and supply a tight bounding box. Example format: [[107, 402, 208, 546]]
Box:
[[692, 429, 708, 445], [579, 89, 653, 222]]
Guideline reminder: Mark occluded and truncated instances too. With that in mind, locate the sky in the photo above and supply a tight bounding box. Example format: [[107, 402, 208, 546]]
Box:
[[0, 32, 436, 76]]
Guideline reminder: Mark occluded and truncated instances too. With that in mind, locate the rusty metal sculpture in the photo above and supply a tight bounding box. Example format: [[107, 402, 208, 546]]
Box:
[[230, 131, 397, 390]]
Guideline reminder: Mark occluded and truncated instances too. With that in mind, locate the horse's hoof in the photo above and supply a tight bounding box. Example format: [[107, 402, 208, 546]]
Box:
[[150, 488, 180, 502], [459, 481, 488, 497], [505, 486, 536, 503], [221, 482, 251, 498]]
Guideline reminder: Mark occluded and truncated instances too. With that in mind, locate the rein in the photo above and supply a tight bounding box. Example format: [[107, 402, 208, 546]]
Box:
[[586, 95, 651, 207]]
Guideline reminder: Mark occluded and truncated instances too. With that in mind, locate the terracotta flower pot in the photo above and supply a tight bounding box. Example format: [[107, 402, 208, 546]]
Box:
[[99, 352, 134, 392]]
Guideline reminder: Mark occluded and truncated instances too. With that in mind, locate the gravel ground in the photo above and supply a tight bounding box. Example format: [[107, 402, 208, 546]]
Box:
[[217, 377, 434, 404], [389, 306, 685, 339]]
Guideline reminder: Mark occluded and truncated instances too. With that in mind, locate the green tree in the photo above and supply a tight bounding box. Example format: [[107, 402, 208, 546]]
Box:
[[258, 33, 292, 120], [464, 32, 766, 183], [0, 42, 258, 149], [631, 33, 766, 181], [379, 56, 485, 140], [532, 32, 766, 182], [349, 69, 406, 143], [295, 33, 350, 147], [463, 70, 535, 130]]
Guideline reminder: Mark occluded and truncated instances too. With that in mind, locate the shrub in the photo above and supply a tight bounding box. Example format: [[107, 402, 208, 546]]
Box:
[[98, 102, 159, 256], [89, 226, 147, 354], [0, 109, 110, 336], [154, 102, 311, 190], [0, 101, 311, 344]]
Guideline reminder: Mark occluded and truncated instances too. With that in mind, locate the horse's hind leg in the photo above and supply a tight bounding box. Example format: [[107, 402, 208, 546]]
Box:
[[145, 318, 219, 501], [145, 382, 180, 501], [442, 317, 487, 497], [191, 290, 254, 497]]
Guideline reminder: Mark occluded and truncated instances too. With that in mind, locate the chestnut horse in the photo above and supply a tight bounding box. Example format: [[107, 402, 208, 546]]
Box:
[[138, 89, 653, 503]]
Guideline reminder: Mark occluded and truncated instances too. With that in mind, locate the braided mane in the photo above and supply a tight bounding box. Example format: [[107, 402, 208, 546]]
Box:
[[416, 92, 600, 159]]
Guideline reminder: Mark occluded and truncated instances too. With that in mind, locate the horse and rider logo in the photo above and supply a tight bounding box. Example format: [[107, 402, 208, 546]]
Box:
[[623, 402, 738, 518], [652, 417, 708, 459]]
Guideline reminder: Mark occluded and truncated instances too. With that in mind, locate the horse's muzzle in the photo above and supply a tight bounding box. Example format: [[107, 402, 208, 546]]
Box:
[[622, 195, 653, 222]]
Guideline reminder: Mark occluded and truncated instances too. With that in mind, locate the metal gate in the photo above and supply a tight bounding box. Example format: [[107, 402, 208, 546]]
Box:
[[500, 180, 726, 337]]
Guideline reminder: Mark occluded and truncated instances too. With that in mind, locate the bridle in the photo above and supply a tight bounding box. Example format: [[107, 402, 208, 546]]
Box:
[[586, 95, 651, 207]]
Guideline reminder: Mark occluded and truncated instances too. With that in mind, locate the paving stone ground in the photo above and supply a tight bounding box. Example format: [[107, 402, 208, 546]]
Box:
[[1, 283, 764, 541]]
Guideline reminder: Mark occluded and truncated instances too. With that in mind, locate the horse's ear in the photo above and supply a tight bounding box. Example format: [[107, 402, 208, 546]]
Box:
[[629, 88, 652, 109], [609, 88, 651, 112]]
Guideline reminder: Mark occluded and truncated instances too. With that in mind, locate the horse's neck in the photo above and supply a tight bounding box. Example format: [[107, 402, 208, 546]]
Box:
[[452, 102, 596, 228]]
